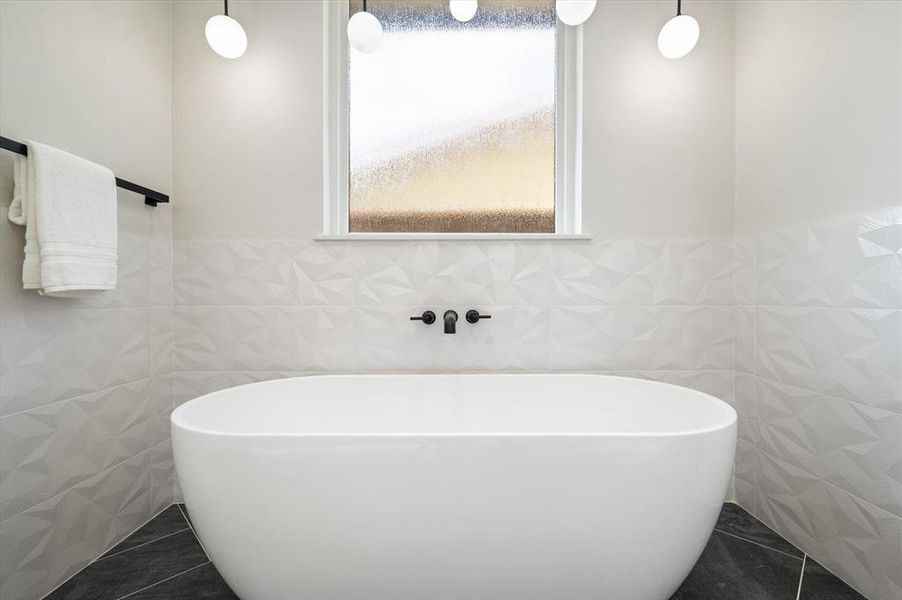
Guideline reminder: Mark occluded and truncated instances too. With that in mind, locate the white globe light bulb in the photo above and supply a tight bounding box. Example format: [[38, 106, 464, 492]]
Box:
[[205, 14, 247, 59], [555, 0, 597, 26], [657, 14, 700, 59], [450, 0, 478, 22], [348, 11, 383, 54]]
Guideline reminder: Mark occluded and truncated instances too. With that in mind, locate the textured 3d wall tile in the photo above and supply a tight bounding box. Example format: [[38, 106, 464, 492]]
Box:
[[0, 209, 174, 600], [735, 207, 902, 600], [172, 238, 736, 375]]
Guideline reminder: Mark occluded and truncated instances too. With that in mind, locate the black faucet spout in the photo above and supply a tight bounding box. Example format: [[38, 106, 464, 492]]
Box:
[[443, 310, 458, 334]]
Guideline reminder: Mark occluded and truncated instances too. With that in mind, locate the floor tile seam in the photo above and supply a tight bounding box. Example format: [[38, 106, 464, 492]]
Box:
[[177, 503, 211, 559], [37, 499, 178, 600], [115, 560, 211, 600], [97, 526, 192, 562], [795, 555, 807, 600], [712, 527, 804, 561]]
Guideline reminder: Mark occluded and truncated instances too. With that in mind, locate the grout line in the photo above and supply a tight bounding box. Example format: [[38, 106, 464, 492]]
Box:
[[0, 424, 167, 525], [96, 527, 191, 562], [37, 498, 175, 600], [712, 528, 804, 561], [751, 372, 902, 418], [722, 501, 806, 557], [171, 303, 740, 308], [177, 503, 210, 559], [796, 555, 807, 600], [755, 446, 902, 518], [115, 560, 210, 600], [176, 503, 191, 528], [0, 376, 155, 420], [734, 496, 879, 598], [168, 368, 737, 375], [169, 300, 896, 311]]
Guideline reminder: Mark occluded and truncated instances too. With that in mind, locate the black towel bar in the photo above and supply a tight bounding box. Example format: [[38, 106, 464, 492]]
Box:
[[0, 135, 170, 207]]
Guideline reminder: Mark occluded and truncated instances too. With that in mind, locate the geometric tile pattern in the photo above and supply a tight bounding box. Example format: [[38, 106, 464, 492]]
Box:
[[0, 379, 166, 522], [0, 200, 174, 600], [172, 238, 736, 375], [756, 306, 900, 413], [734, 206, 902, 600], [3, 204, 897, 599], [173, 238, 737, 309], [0, 452, 152, 600], [755, 206, 901, 310]]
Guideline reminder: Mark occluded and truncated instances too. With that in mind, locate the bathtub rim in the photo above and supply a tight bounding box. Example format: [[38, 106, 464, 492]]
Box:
[[171, 373, 737, 439]]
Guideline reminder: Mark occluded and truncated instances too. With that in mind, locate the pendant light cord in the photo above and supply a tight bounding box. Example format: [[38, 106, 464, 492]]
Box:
[[363, 0, 368, 12], [224, 0, 229, 16], [677, 0, 682, 16]]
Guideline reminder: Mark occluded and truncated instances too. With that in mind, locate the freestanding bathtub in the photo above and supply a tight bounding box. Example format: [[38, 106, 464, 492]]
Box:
[[172, 374, 736, 600]]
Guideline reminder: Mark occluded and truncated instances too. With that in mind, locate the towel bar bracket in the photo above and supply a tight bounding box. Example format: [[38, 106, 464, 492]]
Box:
[[0, 135, 170, 208]]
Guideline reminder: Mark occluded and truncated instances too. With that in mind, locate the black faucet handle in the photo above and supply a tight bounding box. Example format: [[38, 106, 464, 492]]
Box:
[[465, 310, 491, 324], [410, 311, 436, 325]]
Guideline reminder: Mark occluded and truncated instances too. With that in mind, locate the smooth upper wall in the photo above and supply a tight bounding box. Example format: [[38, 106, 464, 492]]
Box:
[[173, 0, 735, 240], [173, 0, 322, 240], [735, 0, 902, 234], [0, 0, 172, 194], [583, 0, 735, 239]]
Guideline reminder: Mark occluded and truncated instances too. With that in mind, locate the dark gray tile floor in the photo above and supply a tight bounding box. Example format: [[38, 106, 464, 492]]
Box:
[[44, 502, 866, 599]]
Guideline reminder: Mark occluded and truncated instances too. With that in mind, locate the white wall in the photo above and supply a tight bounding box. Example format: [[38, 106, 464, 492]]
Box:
[[736, 0, 901, 233], [172, 0, 736, 239], [173, 0, 322, 240], [733, 2, 902, 599], [0, 2, 173, 599], [584, 0, 735, 238]]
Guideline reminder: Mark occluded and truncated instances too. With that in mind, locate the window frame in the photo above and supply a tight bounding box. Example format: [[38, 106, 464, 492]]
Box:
[[321, 0, 584, 238]]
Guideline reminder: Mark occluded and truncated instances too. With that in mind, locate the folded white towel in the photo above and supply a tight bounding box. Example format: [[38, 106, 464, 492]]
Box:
[[8, 141, 117, 296], [9, 153, 43, 290]]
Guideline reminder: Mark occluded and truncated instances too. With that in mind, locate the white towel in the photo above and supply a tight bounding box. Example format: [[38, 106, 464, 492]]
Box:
[[7, 154, 40, 289], [7, 141, 117, 296]]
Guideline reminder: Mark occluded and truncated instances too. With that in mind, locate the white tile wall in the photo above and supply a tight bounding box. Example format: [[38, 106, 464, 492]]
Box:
[[0, 204, 174, 600], [0, 452, 152, 600], [733, 206, 902, 600], [2, 204, 898, 600], [171, 238, 736, 377]]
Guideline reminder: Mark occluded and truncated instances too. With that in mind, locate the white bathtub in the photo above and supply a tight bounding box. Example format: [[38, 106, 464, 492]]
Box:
[[172, 374, 736, 600]]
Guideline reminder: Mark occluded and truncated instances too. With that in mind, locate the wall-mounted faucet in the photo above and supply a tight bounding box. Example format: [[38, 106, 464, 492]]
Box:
[[410, 309, 491, 334], [443, 310, 458, 334]]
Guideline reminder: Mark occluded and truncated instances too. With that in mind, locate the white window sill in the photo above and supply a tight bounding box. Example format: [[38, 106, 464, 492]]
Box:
[[313, 233, 593, 242]]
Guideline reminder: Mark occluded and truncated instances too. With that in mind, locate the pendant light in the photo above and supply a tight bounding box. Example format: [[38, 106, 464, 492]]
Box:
[[205, 0, 248, 59], [450, 0, 478, 23], [348, 0, 384, 54], [658, 0, 699, 59], [555, 0, 597, 26]]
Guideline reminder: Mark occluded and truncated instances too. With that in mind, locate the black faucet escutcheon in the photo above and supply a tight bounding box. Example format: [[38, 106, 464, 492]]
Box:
[[465, 309, 491, 324], [410, 311, 436, 325]]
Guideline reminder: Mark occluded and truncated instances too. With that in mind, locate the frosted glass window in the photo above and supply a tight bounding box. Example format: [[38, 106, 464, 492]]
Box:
[[348, 0, 556, 233]]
